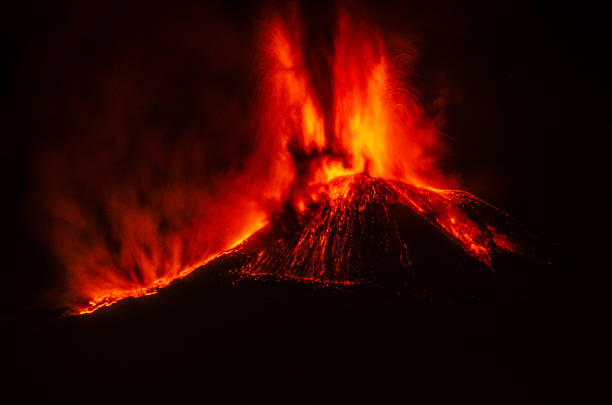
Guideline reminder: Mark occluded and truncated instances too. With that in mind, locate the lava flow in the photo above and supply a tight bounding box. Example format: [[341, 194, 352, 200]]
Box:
[[235, 174, 534, 290], [40, 4, 536, 315]]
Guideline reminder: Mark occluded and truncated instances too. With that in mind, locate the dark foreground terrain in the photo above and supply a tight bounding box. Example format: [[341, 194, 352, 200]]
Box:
[[4, 252, 610, 404]]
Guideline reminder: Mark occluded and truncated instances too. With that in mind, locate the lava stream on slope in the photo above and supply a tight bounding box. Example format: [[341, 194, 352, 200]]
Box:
[[231, 174, 540, 292]]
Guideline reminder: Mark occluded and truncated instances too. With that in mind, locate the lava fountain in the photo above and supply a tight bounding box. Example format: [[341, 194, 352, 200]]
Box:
[[43, 5, 536, 315]]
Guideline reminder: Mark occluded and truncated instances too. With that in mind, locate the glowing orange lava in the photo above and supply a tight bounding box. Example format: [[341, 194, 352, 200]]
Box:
[[238, 174, 524, 285], [63, 4, 516, 315], [78, 217, 267, 314]]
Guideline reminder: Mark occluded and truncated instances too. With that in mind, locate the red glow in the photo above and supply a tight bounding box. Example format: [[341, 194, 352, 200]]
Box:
[[77, 218, 266, 314], [255, 8, 447, 198], [239, 174, 522, 284], [40, 5, 521, 315]]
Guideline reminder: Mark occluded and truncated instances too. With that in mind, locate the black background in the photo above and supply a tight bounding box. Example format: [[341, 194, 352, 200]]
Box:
[[2, 0, 610, 402]]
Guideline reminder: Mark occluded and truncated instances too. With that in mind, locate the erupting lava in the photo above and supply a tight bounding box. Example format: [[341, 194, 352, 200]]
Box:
[[42, 5, 533, 315]]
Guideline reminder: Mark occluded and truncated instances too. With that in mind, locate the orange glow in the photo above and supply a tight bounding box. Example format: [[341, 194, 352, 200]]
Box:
[[77, 213, 267, 315], [44, 5, 519, 315], [251, 8, 506, 269], [256, 7, 447, 198], [239, 174, 525, 285]]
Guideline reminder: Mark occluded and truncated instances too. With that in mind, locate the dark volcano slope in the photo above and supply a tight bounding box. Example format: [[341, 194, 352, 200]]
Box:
[[229, 174, 541, 300], [5, 176, 604, 402]]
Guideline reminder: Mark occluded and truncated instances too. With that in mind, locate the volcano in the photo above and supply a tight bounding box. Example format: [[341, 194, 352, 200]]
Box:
[[58, 6, 547, 315], [217, 174, 539, 298], [9, 2, 606, 402]]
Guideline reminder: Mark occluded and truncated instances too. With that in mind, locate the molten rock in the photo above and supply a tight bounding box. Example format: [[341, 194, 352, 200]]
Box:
[[230, 174, 539, 294]]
